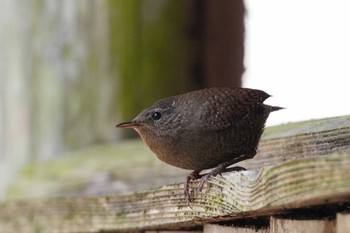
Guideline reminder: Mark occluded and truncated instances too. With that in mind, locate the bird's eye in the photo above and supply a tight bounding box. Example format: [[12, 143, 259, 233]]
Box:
[[152, 112, 162, 121]]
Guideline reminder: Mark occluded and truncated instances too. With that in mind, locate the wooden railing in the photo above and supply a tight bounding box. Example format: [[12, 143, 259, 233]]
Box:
[[1, 115, 350, 233]]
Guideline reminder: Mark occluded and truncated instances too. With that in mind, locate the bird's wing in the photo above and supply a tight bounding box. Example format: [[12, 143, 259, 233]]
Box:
[[196, 88, 270, 131]]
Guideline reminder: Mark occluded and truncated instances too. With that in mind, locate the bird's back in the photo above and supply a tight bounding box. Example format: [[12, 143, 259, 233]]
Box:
[[165, 87, 280, 170], [178, 87, 271, 131]]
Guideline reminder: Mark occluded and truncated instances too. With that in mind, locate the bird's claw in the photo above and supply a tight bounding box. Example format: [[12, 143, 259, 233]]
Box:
[[196, 174, 211, 192], [184, 170, 202, 203], [184, 170, 216, 202], [184, 166, 247, 203]]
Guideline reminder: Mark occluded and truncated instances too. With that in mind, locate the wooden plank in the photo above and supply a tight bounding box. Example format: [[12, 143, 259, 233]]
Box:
[[336, 213, 350, 233], [270, 217, 335, 233], [204, 223, 269, 233], [242, 115, 350, 169], [146, 231, 202, 233], [1, 152, 350, 232], [7, 115, 350, 201]]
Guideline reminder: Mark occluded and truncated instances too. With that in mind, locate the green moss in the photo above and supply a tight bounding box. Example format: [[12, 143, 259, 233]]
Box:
[[140, 0, 194, 105], [109, 0, 143, 123], [6, 140, 157, 200], [210, 193, 224, 204], [263, 115, 349, 138], [116, 211, 126, 219], [109, 0, 194, 135]]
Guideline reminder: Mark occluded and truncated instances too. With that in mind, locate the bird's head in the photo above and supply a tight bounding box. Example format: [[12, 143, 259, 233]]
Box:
[[116, 97, 182, 138]]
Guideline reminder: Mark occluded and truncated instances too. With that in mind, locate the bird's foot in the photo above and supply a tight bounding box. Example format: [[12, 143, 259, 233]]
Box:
[[184, 170, 202, 203], [197, 165, 247, 192], [184, 166, 246, 203]]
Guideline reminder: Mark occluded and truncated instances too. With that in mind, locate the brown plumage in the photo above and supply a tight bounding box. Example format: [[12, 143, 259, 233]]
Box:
[[117, 87, 283, 200]]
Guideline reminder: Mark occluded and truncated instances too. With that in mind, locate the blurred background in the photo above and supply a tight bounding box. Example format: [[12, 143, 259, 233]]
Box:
[[0, 0, 349, 200]]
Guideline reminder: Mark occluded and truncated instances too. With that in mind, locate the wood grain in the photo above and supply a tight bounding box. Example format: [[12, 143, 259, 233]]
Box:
[[1, 116, 350, 232], [0, 152, 350, 232], [204, 224, 269, 233], [7, 116, 350, 201], [336, 213, 350, 233], [242, 115, 350, 169], [270, 217, 335, 233]]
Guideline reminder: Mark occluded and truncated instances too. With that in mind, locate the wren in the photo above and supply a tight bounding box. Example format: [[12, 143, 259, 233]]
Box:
[[116, 87, 283, 200]]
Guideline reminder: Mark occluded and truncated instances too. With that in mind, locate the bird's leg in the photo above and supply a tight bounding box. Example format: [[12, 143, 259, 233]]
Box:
[[197, 165, 246, 191], [184, 153, 254, 201], [184, 170, 202, 202], [196, 155, 251, 192]]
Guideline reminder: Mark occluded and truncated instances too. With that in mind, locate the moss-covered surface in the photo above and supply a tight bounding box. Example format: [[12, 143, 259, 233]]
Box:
[[109, 0, 195, 129], [8, 116, 349, 201], [109, 0, 143, 124], [6, 140, 186, 200], [140, 0, 194, 105], [263, 115, 350, 138]]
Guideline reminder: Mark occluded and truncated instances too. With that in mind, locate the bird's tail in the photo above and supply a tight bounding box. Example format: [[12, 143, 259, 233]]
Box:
[[268, 105, 285, 112]]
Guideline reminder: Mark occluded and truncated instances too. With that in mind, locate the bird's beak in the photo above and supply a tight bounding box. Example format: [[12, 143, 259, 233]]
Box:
[[116, 121, 142, 128]]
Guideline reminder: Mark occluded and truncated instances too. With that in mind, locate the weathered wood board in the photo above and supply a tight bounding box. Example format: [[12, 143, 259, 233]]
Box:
[[0, 152, 349, 232], [7, 116, 350, 200], [0, 115, 350, 232]]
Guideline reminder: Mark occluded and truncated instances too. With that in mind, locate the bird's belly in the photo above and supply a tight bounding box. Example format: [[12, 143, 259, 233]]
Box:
[[151, 130, 256, 171]]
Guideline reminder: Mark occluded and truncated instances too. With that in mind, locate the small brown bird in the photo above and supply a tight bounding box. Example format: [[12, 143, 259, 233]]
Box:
[[116, 87, 283, 200]]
